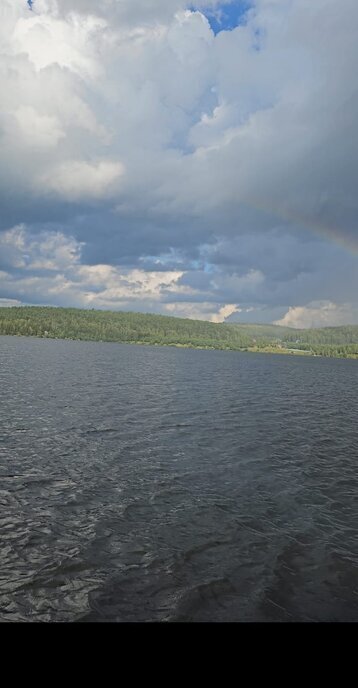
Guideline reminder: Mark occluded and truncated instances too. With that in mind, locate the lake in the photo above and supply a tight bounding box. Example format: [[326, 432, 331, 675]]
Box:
[[0, 335, 357, 622]]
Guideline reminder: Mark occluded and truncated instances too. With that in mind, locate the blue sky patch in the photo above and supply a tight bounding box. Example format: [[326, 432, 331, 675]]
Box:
[[190, 1, 253, 34]]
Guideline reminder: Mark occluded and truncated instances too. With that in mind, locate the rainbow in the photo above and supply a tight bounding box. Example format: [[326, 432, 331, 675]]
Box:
[[243, 196, 358, 255]]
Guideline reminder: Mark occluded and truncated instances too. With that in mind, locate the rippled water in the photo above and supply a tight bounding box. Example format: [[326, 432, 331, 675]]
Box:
[[1, 335, 357, 622]]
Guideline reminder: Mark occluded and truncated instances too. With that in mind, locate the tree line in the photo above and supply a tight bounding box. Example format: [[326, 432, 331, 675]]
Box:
[[0, 306, 357, 358]]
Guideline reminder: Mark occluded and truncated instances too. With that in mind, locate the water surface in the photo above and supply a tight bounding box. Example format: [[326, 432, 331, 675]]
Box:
[[0, 336, 357, 622]]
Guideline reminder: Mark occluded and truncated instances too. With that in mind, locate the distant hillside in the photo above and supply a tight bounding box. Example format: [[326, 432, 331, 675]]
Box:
[[0, 306, 357, 358]]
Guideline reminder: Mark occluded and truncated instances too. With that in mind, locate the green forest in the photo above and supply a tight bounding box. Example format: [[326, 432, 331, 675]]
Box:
[[0, 306, 357, 359]]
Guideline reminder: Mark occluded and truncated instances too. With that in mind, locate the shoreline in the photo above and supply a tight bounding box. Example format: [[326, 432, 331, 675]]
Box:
[[1, 332, 357, 360]]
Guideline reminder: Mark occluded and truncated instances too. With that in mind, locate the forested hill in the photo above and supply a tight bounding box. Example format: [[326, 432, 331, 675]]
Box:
[[0, 306, 357, 358]]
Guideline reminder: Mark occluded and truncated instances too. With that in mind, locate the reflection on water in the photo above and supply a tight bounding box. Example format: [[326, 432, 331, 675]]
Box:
[[0, 336, 357, 622]]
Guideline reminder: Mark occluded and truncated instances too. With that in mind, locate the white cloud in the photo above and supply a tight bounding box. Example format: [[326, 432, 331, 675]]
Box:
[[163, 301, 233, 322], [0, 225, 187, 310], [78, 267, 185, 304], [3, 0, 357, 231], [46, 1, 228, 27], [211, 303, 240, 323], [0, 298, 22, 307], [0, 225, 82, 270], [274, 301, 358, 329], [40, 160, 125, 200], [14, 105, 65, 148], [13, 6, 105, 78]]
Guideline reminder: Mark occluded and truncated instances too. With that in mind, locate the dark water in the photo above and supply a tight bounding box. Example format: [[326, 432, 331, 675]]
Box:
[[0, 335, 357, 622]]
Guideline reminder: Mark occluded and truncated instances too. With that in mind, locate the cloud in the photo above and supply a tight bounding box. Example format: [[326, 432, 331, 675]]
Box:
[[0, 225, 82, 270], [0, 297, 22, 307], [45, 1, 231, 26], [12, 7, 105, 78], [211, 303, 240, 323], [0, 224, 266, 323], [0, 1, 357, 325], [40, 160, 125, 201], [14, 105, 65, 149], [163, 300, 236, 321], [0, 225, 190, 311], [274, 302, 358, 329]]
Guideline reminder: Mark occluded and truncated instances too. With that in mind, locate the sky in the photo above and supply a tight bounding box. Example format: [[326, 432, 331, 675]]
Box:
[[0, 0, 357, 327]]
